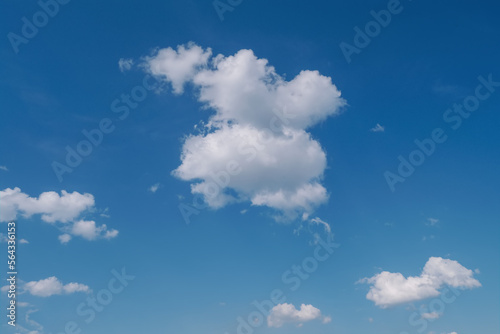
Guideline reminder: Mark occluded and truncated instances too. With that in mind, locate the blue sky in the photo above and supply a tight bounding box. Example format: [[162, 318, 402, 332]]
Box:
[[1, 0, 499, 333]]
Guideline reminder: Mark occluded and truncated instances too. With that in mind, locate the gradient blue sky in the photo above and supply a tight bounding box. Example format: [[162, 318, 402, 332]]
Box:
[[1, 0, 499, 333]]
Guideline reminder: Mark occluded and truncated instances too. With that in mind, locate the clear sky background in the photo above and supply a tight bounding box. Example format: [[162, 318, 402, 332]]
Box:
[[0, 1, 499, 334]]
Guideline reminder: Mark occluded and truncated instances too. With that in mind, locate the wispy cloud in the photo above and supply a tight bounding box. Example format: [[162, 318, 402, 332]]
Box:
[[426, 218, 439, 226], [422, 235, 436, 242], [149, 183, 161, 193], [370, 123, 385, 132], [118, 58, 134, 72]]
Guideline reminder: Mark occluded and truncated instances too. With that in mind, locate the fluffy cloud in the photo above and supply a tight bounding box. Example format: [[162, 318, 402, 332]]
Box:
[[0, 187, 94, 223], [0, 188, 118, 243], [143, 43, 345, 219], [24, 277, 90, 297], [71, 220, 118, 241], [267, 303, 329, 328], [58, 234, 72, 244], [145, 42, 212, 94], [360, 257, 481, 308]]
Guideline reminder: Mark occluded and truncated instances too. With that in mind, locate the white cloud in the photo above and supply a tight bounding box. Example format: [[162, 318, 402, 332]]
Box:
[[118, 58, 134, 72], [0, 187, 94, 223], [58, 234, 72, 244], [360, 257, 481, 308], [24, 277, 90, 297], [149, 183, 161, 193], [19, 238, 29, 244], [0, 188, 118, 243], [0, 165, 8, 171], [145, 42, 212, 94], [309, 217, 332, 234], [71, 220, 118, 241], [267, 303, 330, 328], [421, 312, 441, 319], [370, 123, 385, 132], [294, 216, 333, 244], [143, 43, 345, 220]]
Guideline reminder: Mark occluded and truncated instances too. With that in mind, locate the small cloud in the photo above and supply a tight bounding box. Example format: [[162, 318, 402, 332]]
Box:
[[59, 234, 72, 244], [24, 276, 90, 297], [370, 123, 385, 132], [267, 303, 329, 328], [422, 235, 435, 242], [219, 302, 226, 306], [240, 209, 247, 214], [421, 312, 441, 319], [384, 222, 394, 227], [0, 166, 8, 171], [100, 207, 110, 218], [368, 317, 374, 323], [19, 239, 29, 244], [360, 257, 481, 308], [309, 217, 332, 234], [149, 183, 161, 193], [426, 218, 439, 226], [118, 58, 134, 72], [71, 220, 118, 241]]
